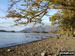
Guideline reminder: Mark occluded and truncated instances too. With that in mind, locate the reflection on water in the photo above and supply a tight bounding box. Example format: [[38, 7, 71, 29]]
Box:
[[0, 32, 59, 48]]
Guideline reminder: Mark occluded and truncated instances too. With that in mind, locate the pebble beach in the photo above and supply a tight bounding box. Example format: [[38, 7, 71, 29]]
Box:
[[0, 35, 75, 56]]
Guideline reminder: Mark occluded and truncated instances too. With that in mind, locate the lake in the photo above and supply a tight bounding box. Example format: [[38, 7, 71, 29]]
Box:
[[0, 32, 59, 48]]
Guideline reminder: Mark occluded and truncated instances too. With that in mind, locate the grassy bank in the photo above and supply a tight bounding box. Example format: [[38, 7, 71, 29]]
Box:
[[0, 35, 75, 56]]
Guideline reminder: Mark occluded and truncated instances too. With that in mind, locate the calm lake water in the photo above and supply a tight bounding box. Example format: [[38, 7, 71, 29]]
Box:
[[0, 32, 59, 48]]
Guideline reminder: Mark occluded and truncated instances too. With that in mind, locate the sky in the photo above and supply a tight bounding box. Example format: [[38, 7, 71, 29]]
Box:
[[0, 0, 58, 31]]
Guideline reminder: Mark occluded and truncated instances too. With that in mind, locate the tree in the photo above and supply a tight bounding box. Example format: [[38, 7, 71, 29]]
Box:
[[50, 9, 75, 35], [7, 0, 75, 36]]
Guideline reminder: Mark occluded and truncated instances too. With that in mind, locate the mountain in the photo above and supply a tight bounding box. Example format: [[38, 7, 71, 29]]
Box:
[[19, 25, 58, 33]]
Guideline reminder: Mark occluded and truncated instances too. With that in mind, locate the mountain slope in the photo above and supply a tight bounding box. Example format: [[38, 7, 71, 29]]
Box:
[[20, 25, 58, 33]]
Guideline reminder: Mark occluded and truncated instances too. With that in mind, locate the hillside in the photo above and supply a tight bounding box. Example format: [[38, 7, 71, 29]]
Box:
[[19, 25, 58, 33]]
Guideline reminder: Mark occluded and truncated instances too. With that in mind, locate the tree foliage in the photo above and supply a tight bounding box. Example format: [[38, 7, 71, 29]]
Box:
[[7, 0, 75, 35], [50, 9, 75, 35]]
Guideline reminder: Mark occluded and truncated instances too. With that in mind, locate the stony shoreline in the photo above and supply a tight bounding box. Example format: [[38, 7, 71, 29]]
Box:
[[0, 36, 75, 56]]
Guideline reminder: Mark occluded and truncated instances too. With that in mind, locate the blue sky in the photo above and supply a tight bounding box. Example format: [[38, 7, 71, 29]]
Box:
[[0, 0, 58, 31]]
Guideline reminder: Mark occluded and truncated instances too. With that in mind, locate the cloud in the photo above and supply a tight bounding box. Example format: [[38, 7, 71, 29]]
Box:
[[0, 18, 51, 31], [0, 19, 12, 26], [0, 25, 25, 31]]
